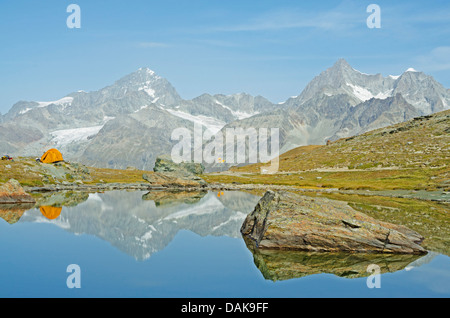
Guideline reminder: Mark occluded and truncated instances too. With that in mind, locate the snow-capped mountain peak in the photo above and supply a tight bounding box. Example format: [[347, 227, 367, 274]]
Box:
[[1, 60, 449, 171]]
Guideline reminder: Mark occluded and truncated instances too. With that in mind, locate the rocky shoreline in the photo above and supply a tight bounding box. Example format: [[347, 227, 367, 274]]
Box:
[[16, 180, 449, 203], [1, 178, 446, 255], [209, 182, 449, 202]]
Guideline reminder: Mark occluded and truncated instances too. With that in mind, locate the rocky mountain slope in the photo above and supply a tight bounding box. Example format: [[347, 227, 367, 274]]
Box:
[[206, 60, 449, 171], [203, 109, 449, 195], [0, 68, 279, 170], [231, 109, 450, 173]]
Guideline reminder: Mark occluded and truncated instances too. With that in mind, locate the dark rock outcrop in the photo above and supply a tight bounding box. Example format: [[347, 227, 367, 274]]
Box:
[[241, 191, 427, 254]]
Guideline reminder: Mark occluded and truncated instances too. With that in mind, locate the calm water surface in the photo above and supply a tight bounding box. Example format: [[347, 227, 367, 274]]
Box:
[[0, 190, 449, 298]]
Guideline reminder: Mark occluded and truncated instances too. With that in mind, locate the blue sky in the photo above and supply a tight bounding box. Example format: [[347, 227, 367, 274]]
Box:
[[1, 0, 449, 114]]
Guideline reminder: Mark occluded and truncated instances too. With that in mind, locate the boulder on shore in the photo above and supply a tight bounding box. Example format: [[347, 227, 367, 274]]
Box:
[[241, 191, 427, 254], [143, 155, 207, 188], [153, 155, 205, 176], [0, 179, 36, 204], [142, 172, 206, 188]]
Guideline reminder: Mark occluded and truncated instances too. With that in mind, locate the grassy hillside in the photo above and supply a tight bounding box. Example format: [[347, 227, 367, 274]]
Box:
[[0, 157, 154, 187], [203, 109, 450, 191], [2, 110, 448, 191]]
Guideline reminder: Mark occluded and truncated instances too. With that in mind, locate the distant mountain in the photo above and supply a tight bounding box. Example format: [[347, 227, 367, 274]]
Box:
[[287, 59, 449, 114], [0, 68, 278, 169], [0, 60, 448, 170], [203, 59, 449, 171], [80, 104, 195, 170], [332, 93, 421, 140], [230, 108, 450, 173]]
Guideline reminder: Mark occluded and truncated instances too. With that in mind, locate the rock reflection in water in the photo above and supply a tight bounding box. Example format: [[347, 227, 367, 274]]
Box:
[[19, 190, 261, 261], [35, 191, 90, 208], [142, 190, 207, 206], [0, 203, 35, 224], [243, 237, 425, 281]]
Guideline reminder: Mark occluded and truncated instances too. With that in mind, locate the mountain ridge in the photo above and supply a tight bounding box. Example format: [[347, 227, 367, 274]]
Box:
[[1, 59, 448, 170]]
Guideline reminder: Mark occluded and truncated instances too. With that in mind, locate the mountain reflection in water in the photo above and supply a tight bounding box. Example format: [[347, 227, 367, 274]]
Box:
[[18, 190, 261, 261], [2, 190, 443, 283]]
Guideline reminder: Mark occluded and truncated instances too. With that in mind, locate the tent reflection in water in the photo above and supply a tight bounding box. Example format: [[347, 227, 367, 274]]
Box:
[[40, 148, 64, 164], [40, 206, 62, 220]]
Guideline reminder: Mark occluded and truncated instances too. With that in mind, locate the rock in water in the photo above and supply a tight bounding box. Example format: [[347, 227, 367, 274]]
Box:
[[241, 191, 426, 254], [0, 179, 36, 204]]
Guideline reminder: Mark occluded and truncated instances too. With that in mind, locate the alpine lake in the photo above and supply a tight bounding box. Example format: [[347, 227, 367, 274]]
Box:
[[0, 189, 449, 298]]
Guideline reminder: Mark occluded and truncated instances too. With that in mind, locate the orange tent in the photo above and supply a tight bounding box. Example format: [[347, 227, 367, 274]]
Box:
[[40, 148, 64, 164], [40, 206, 62, 220]]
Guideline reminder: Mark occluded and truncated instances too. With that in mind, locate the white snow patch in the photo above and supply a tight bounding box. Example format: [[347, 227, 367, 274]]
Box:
[[18, 96, 74, 115], [139, 67, 155, 74], [135, 105, 149, 113], [389, 75, 400, 80], [405, 68, 418, 72], [138, 86, 156, 98], [214, 100, 258, 120], [346, 83, 375, 102], [346, 83, 394, 102], [31, 214, 71, 229], [352, 67, 371, 76], [164, 195, 222, 220], [103, 116, 115, 122], [138, 68, 161, 79], [19, 108, 33, 115], [50, 125, 104, 146], [88, 193, 103, 202], [140, 226, 157, 241], [211, 212, 247, 231], [165, 109, 226, 134], [374, 89, 393, 100], [37, 96, 74, 108]]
